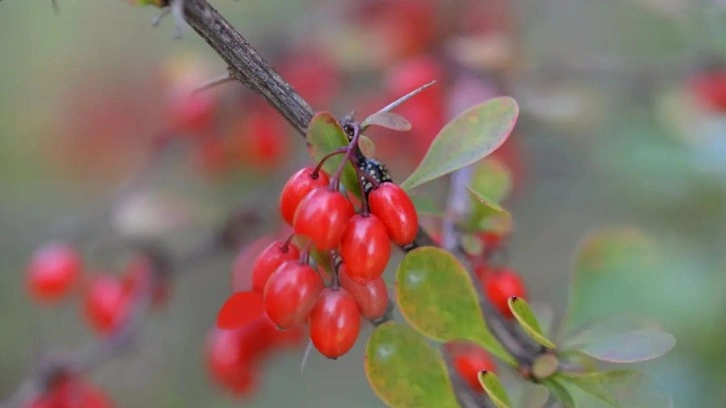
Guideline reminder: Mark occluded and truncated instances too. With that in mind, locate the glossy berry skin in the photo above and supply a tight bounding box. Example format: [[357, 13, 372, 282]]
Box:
[[444, 340, 497, 391], [368, 182, 419, 246], [251, 241, 300, 293], [309, 288, 361, 359], [83, 275, 131, 334], [279, 168, 330, 226], [483, 268, 527, 318], [263, 261, 324, 329], [339, 214, 391, 283], [339, 265, 389, 320], [293, 188, 355, 251], [26, 243, 82, 303]]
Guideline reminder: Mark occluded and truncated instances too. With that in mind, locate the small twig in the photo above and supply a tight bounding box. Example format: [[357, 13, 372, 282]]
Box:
[[191, 69, 237, 95]]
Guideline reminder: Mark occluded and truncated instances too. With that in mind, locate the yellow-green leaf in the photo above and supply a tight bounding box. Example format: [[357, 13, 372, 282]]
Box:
[[477, 371, 512, 408], [365, 322, 459, 408], [508, 296, 557, 349], [395, 247, 514, 364]]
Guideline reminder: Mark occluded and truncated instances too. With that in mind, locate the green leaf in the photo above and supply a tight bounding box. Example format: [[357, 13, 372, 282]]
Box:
[[508, 297, 557, 349], [545, 379, 577, 408], [365, 321, 459, 408], [395, 247, 515, 364], [576, 330, 675, 364], [305, 112, 360, 199], [558, 370, 672, 408], [561, 227, 662, 335], [477, 371, 512, 408], [470, 157, 513, 203], [519, 383, 550, 408], [400, 97, 519, 190]]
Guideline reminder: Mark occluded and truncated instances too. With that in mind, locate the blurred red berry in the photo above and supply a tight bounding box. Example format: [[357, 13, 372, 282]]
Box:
[[26, 243, 82, 303], [83, 275, 131, 334], [444, 340, 497, 391], [483, 267, 527, 318], [339, 265, 389, 320]]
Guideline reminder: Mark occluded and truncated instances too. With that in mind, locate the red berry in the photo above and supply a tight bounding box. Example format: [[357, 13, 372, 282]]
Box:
[[444, 340, 497, 391], [278, 49, 340, 108], [26, 243, 82, 303], [250, 241, 300, 293], [293, 187, 355, 250], [690, 70, 726, 112], [83, 275, 131, 334], [263, 261, 324, 329], [483, 268, 527, 318], [309, 288, 361, 359], [368, 182, 418, 246], [339, 265, 389, 320], [339, 214, 391, 283], [279, 168, 331, 226], [205, 328, 259, 396]]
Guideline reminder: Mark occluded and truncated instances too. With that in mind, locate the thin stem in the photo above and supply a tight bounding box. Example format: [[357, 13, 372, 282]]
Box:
[[191, 70, 237, 95], [312, 147, 347, 177], [329, 250, 340, 289], [330, 123, 361, 189], [281, 233, 295, 253]]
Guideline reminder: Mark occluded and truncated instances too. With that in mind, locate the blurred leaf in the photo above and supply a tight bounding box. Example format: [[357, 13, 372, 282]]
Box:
[[562, 314, 662, 348], [561, 227, 662, 335], [358, 135, 376, 158], [470, 157, 513, 203], [558, 370, 672, 408], [545, 379, 576, 408], [520, 383, 550, 408], [395, 247, 515, 364], [365, 321, 459, 408], [467, 186, 512, 232], [216, 291, 264, 329], [361, 111, 412, 132], [477, 371, 512, 408], [410, 195, 445, 217], [508, 297, 557, 349], [400, 97, 519, 191], [460, 233, 484, 257], [305, 112, 359, 198], [575, 330, 675, 364]]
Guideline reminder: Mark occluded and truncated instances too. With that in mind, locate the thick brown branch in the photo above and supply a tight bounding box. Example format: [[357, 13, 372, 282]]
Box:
[[183, 0, 313, 135]]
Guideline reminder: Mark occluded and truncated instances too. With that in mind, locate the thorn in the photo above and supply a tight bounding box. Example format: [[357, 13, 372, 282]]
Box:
[[151, 7, 171, 27], [300, 340, 314, 372], [191, 71, 237, 95], [375, 80, 437, 114]]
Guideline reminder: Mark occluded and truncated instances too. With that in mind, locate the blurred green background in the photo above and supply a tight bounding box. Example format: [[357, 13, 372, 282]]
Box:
[[1, 0, 725, 407]]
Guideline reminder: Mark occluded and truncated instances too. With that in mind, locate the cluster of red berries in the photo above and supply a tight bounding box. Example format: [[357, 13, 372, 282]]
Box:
[[26, 374, 113, 408], [26, 243, 167, 335], [218, 164, 418, 360]]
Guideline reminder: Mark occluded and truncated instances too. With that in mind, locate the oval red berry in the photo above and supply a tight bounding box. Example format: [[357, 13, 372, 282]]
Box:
[[368, 182, 418, 246]]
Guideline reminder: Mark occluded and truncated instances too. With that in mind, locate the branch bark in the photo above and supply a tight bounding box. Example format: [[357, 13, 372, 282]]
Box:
[[183, 0, 314, 135]]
